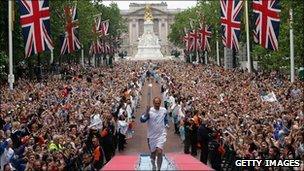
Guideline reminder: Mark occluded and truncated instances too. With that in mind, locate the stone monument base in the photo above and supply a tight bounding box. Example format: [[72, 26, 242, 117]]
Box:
[[133, 46, 164, 60], [132, 18, 165, 60]]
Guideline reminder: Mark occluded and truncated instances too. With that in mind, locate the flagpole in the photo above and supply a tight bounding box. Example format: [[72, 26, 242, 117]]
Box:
[[189, 20, 194, 64], [195, 29, 197, 64], [245, 0, 252, 73], [215, 5, 220, 66], [8, 1, 15, 90], [81, 46, 84, 66], [224, 47, 227, 69], [8, 0, 14, 90], [196, 49, 199, 63], [92, 54, 95, 67], [216, 39, 220, 66], [289, 8, 295, 82], [37, 53, 42, 82], [205, 51, 208, 65], [190, 51, 192, 63], [50, 49, 54, 64]]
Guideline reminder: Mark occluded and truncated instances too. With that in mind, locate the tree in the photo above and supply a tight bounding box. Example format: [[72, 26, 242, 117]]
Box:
[[169, 0, 304, 71], [0, 0, 125, 82], [168, 7, 199, 48], [168, 1, 222, 61], [251, 0, 304, 71]]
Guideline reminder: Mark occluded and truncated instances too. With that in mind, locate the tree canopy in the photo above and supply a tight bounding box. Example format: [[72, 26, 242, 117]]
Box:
[[168, 0, 304, 71], [0, 0, 125, 81]]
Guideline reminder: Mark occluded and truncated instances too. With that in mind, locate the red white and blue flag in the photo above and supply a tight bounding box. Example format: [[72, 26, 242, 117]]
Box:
[[183, 33, 194, 52], [60, 5, 81, 55], [89, 39, 104, 55], [189, 30, 200, 52], [90, 17, 110, 55], [252, 0, 281, 51], [90, 19, 98, 55], [18, 0, 54, 57], [220, 0, 243, 51], [94, 17, 109, 37], [198, 25, 212, 52], [99, 20, 109, 37], [104, 43, 111, 54]]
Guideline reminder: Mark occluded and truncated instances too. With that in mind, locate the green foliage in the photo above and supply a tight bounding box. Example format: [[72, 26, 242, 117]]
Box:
[[168, 1, 222, 61], [169, 0, 304, 71], [196, 1, 221, 60], [0, 0, 125, 80], [168, 7, 199, 48], [96, 3, 127, 37], [251, 0, 304, 71], [0, 51, 7, 82], [291, 1, 304, 68]]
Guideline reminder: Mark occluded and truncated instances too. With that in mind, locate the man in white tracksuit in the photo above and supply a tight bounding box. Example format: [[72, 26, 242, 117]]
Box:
[[140, 97, 169, 171]]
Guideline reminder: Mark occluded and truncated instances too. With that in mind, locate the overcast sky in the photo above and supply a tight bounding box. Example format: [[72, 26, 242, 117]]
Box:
[[102, 1, 198, 10]]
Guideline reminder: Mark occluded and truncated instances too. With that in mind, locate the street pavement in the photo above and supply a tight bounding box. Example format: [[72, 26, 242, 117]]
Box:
[[119, 79, 184, 155]]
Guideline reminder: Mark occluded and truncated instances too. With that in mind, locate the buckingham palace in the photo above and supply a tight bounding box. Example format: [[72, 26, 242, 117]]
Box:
[[120, 2, 182, 56]]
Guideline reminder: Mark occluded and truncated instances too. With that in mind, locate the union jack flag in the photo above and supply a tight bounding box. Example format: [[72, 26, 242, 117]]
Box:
[[93, 17, 109, 37], [106, 43, 115, 55], [89, 39, 104, 55], [220, 0, 243, 51], [90, 20, 98, 55], [183, 33, 194, 52], [90, 17, 110, 55], [60, 5, 81, 55], [99, 20, 109, 37], [198, 25, 212, 52], [189, 30, 200, 52], [18, 0, 54, 57], [252, 0, 281, 51], [104, 43, 111, 55], [99, 40, 105, 53]]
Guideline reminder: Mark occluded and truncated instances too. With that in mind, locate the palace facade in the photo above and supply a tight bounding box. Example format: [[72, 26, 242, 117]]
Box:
[[120, 2, 181, 56]]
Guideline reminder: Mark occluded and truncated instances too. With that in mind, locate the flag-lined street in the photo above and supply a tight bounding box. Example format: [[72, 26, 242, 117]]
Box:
[[0, 1, 303, 171]]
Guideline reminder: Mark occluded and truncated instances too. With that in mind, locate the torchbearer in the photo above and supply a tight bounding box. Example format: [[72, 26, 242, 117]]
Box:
[[140, 97, 169, 171]]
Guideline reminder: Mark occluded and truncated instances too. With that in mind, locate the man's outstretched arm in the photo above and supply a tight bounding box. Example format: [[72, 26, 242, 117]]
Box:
[[140, 106, 150, 123]]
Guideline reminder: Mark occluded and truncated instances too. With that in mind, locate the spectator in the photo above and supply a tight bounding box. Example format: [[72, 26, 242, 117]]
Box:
[[92, 137, 104, 170], [0, 62, 146, 170], [156, 60, 303, 170], [1, 60, 303, 170]]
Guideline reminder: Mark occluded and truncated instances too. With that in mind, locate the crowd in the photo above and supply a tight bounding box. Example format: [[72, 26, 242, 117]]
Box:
[[0, 62, 147, 171], [158, 61, 303, 171], [0, 59, 303, 171]]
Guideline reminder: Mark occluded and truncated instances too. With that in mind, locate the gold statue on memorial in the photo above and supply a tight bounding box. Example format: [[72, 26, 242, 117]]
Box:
[[144, 4, 153, 22]]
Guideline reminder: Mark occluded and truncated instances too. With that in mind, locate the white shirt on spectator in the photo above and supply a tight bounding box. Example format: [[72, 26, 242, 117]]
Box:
[[169, 96, 176, 112], [117, 120, 128, 135], [0, 147, 14, 170], [126, 104, 133, 119]]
